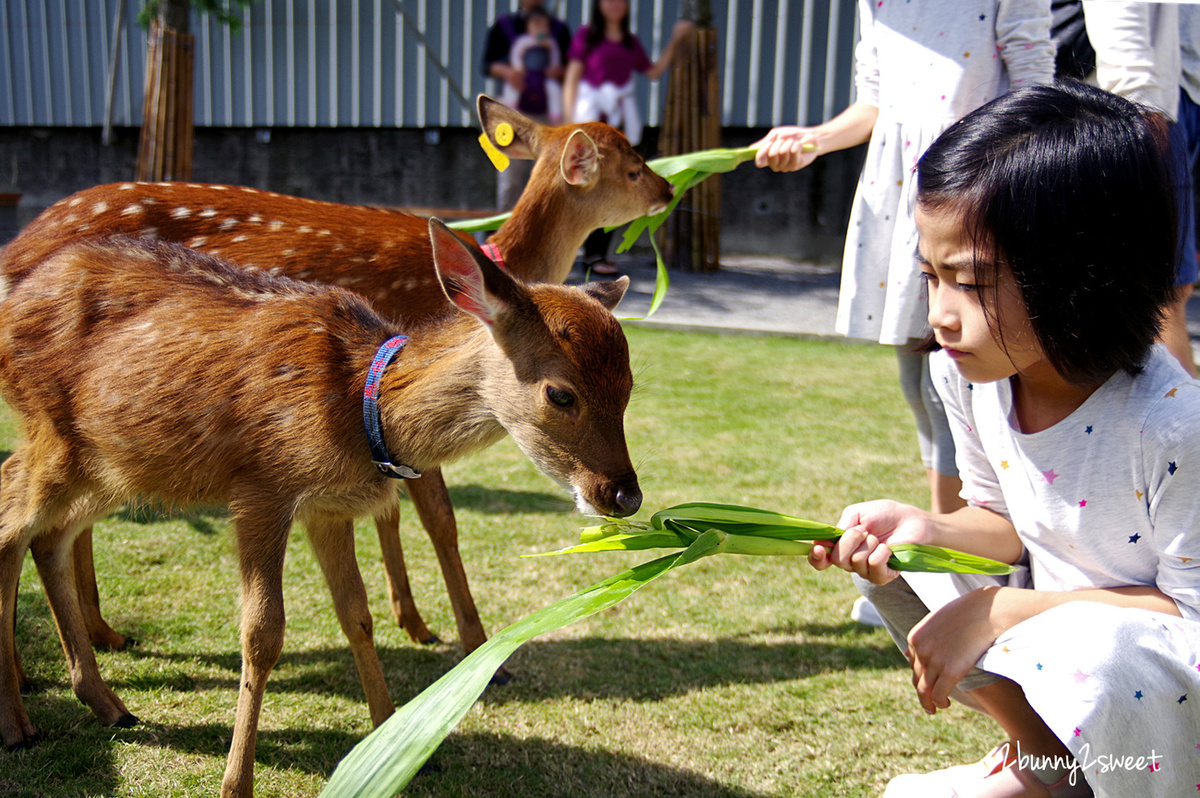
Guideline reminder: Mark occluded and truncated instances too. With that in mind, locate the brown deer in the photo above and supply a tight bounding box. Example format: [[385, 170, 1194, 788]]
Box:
[[0, 95, 672, 675], [0, 222, 640, 797]]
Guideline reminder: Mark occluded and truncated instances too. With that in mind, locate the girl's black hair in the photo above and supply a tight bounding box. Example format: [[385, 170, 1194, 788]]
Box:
[[917, 80, 1178, 385], [584, 0, 632, 51]]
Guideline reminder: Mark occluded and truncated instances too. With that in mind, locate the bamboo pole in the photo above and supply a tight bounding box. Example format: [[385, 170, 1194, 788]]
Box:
[[659, 25, 721, 273], [136, 21, 195, 182]]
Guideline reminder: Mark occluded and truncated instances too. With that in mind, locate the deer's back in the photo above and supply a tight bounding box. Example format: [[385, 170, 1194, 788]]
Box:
[[0, 237, 401, 510], [0, 182, 476, 324]]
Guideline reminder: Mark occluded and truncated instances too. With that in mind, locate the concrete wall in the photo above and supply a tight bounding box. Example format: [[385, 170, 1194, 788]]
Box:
[[0, 125, 865, 265]]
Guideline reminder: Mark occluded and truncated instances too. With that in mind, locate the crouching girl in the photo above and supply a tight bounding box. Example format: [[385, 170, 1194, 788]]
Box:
[[811, 80, 1200, 797]]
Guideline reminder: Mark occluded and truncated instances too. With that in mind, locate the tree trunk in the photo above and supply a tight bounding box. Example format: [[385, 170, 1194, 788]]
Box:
[[136, 0, 194, 182]]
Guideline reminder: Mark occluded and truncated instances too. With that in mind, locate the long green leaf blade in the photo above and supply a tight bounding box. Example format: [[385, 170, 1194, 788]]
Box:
[[319, 531, 722, 798]]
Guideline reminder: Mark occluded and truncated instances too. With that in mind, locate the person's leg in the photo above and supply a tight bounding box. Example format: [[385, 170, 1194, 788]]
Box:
[[897, 348, 966, 513]]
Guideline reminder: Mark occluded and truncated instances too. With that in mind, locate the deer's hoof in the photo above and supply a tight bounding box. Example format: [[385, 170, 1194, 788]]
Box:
[[489, 666, 514, 686], [111, 713, 140, 729]]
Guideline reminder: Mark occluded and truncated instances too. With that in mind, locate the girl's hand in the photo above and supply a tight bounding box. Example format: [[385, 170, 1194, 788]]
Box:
[[907, 587, 1004, 714], [809, 500, 932, 584], [752, 126, 820, 172]]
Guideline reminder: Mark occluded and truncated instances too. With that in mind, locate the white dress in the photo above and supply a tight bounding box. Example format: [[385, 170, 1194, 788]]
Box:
[[920, 346, 1200, 796], [835, 0, 1055, 345]]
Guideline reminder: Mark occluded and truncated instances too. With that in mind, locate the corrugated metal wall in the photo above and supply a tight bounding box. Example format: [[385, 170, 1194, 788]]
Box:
[[0, 0, 857, 129]]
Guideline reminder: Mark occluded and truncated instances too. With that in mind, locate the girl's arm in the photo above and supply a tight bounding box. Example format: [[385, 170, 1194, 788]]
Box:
[[909, 582, 1181, 715], [562, 59, 583, 124], [752, 102, 878, 173], [809, 499, 1024, 584], [643, 20, 694, 81]]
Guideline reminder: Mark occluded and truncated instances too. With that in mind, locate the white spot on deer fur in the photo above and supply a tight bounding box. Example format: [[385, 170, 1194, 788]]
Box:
[[187, 236, 208, 248], [64, 213, 79, 225], [240, 186, 258, 193], [211, 185, 228, 190], [118, 183, 136, 190], [296, 270, 311, 279], [282, 248, 296, 256], [298, 225, 313, 233], [268, 220, 285, 231], [140, 227, 159, 238], [68, 197, 83, 208], [121, 204, 144, 217], [171, 207, 192, 219], [350, 257, 366, 264], [232, 235, 249, 243], [317, 229, 331, 236], [332, 243, 345, 252], [198, 208, 218, 219], [247, 214, 263, 224], [91, 201, 108, 215], [268, 267, 284, 276], [220, 217, 238, 230], [187, 183, 204, 189]]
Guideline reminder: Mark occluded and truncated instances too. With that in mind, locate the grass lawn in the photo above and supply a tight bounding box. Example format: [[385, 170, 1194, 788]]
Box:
[[1, 326, 999, 797]]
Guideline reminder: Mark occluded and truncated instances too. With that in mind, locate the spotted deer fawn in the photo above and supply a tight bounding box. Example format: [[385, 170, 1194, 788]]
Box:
[[1, 95, 671, 677], [0, 221, 640, 797]]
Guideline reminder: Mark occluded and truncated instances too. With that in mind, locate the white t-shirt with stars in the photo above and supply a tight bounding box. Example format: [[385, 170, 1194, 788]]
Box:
[[932, 344, 1200, 621]]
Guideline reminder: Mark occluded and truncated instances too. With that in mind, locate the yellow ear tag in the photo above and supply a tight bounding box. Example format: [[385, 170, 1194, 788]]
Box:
[[495, 122, 515, 147], [478, 132, 511, 172]]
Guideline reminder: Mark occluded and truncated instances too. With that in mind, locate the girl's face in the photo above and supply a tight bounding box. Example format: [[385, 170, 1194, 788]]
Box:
[[599, 0, 628, 24], [915, 202, 1046, 384]]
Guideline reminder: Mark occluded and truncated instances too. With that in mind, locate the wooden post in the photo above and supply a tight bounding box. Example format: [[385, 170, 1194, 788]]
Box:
[[660, 8, 721, 273], [136, 0, 194, 182]]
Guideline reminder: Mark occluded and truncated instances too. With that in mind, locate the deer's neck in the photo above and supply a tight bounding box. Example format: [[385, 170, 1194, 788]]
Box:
[[373, 317, 508, 471], [490, 176, 586, 285]]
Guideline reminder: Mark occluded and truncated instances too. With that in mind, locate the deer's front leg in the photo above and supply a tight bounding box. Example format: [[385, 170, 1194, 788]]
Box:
[[373, 501, 438, 645], [308, 514, 394, 726], [404, 471, 511, 683], [222, 512, 291, 798], [404, 469, 485, 652]]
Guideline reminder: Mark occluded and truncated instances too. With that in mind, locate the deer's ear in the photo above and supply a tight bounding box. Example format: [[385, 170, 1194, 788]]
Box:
[[581, 275, 629, 311], [477, 94, 540, 160], [560, 128, 600, 186], [428, 218, 515, 326]]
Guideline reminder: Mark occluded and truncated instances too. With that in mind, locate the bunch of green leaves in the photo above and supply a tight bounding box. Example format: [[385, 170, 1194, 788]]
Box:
[[319, 502, 1011, 797], [550, 502, 1017, 575], [137, 0, 257, 31]]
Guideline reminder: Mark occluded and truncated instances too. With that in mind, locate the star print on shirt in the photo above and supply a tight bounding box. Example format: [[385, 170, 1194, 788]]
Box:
[[1180, 694, 1188, 705], [1129, 533, 1142, 544], [1079, 500, 1087, 508], [1135, 690, 1143, 700], [1085, 425, 1093, 434], [1072, 668, 1091, 684], [1042, 469, 1059, 484], [1169, 461, 1178, 475], [1166, 388, 1178, 398]]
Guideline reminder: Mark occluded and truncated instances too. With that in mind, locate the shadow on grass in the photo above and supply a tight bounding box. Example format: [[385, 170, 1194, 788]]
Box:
[[441, 483, 575, 515], [32, 628, 905, 709], [2, 702, 767, 798]]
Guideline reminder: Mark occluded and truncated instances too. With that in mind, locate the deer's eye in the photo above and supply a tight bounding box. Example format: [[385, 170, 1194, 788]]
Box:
[[628, 169, 641, 181], [546, 386, 576, 408]]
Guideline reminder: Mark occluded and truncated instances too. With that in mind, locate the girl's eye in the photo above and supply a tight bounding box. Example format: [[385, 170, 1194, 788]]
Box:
[[919, 271, 937, 285], [957, 282, 980, 293], [546, 386, 576, 408]]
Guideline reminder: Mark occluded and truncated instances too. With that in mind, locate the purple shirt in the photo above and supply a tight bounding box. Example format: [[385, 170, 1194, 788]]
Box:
[[567, 28, 652, 87]]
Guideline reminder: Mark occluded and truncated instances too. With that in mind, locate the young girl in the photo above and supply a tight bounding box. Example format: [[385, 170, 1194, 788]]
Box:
[[810, 81, 1200, 797]]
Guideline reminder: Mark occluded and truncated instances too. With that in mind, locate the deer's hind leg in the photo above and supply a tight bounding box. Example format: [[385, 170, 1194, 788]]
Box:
[[0, 444, 129, 748]]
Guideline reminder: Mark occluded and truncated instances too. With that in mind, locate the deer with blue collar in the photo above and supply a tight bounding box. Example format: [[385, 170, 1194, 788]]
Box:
[[0, 220, 640, 798]]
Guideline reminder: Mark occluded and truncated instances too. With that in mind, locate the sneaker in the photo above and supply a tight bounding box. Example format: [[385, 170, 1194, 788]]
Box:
[[883, 743, 1093, 798], [851, 596, 885, 627]]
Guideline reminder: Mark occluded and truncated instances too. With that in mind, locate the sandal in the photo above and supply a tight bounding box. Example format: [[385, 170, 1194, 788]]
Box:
[[583, 255, 620, 276], [883, 742, 1092, 798]]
